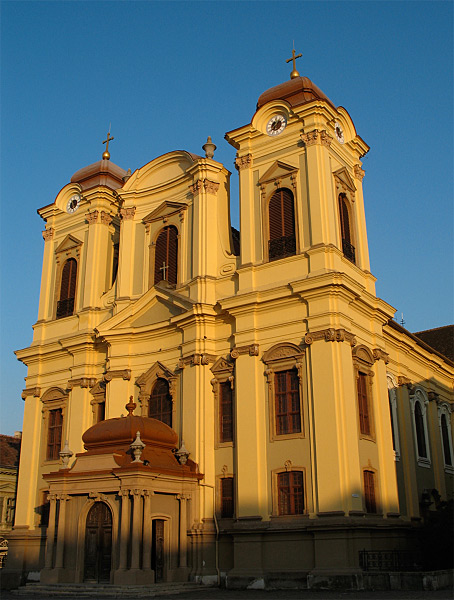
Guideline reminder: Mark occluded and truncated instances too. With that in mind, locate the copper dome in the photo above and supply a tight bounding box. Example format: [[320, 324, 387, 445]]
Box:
[[71, 159, 127, 192], [257, 76, 335, 110], [82, 398, 178, 452]]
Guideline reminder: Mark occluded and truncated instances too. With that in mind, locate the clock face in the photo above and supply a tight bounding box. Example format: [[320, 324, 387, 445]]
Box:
[[66, 194, 81, 214], [266, 115, 287, 136], [334, 122, 345, 144]]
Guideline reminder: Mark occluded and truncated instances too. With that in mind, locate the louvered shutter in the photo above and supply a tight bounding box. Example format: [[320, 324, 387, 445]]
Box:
[[268, 189, 296, 260], [357, 372, 370, 435], [154, 226, 178, 285], [220, 381, 233, 442], [269, 193, 283, 240], [441, 414, 452, 466], [364, 470, 376, 513], [338, 195, 351, 244], [415, 402, 427, 458]]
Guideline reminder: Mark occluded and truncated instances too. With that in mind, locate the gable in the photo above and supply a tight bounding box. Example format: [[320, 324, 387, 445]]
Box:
[[55, 234, 83, 254], [258, 160, 298, 186], [130, 296, 186, 328], [333, 167, 356, 193], [143, 201, 188, 225]]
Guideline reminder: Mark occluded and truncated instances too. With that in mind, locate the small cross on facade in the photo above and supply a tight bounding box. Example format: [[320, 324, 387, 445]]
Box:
[[160, 261, 169, 281], [286, 47, 302, 80]]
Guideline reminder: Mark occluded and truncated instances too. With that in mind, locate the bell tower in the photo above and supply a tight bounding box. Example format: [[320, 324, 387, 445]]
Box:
[[225, 51, 373, 295]]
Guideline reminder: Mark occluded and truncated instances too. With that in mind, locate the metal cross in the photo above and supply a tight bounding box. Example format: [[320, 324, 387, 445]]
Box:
[[103, 131, 114, 153], [286, 47, 302, 79], [160, 261, 169, 280]]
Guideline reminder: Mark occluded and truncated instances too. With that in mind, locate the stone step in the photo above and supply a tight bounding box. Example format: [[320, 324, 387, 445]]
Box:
[[14, 582, 206, 597]]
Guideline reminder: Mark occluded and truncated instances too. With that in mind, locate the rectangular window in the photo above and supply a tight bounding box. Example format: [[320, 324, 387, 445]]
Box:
[[219, 381, 233, 443], [363, 470, 377, 513], [277, 471, 304, 515], [275, 369, 301, 435], [220, 477, 234, 518], [95, 401, 106, 423], [357, 372, 371, 436], [47, 408, 63, 460]]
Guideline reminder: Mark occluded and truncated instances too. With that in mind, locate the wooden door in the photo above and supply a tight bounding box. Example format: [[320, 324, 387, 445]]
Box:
[[84, 502, 112, 582], [152, 519, 165, 582]]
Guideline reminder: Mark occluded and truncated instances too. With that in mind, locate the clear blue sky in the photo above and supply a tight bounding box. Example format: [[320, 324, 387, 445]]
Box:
[[1, 1, 453, 435]]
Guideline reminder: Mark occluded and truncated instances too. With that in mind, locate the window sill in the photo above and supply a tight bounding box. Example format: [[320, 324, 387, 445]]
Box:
[[417, 457, 431, 469], [270, 432, 305, 442], [444, 464, 454, 474]]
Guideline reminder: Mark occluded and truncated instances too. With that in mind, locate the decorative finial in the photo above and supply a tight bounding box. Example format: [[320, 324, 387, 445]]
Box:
[[175, 440, 190, 465], [102, 128, 114, 160], [59, 440, 73, 469], [130, 430, 145, 463], [286, 44, 302, 79], [400, 313, 406, 327], [202, 136, 216, 159], [126, 396, 136, 415]]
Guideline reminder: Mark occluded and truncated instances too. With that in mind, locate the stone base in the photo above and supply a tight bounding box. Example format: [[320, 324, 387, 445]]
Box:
[[113, 568, 155, 585]]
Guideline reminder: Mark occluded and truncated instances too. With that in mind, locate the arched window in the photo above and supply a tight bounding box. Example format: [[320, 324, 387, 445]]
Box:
[[338, 193, 355, 263], [441, 414, 452, 466], [154, 226, 178, 286], [268, 188, 296, 261], [57, 258, 77, 318], [415, 401, 427, 459], [148, 378, 172, 427]]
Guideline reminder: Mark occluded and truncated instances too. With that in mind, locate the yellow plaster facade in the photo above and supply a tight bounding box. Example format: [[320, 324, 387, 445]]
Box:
[[6, 71, 453, 589]]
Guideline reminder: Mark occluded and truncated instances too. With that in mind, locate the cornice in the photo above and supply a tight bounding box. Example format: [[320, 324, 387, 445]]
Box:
[[21, 387, 41, 400], [104, 369, 131, 382], [178, 353, 217, 368], [304, 329, 357, 346]]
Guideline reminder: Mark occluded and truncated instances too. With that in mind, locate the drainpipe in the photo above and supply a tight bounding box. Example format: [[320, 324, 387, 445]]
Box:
[[200, 483, 220, 586]]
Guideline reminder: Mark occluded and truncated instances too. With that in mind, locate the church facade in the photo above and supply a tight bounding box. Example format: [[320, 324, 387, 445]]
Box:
[[6, 61, 454, 589]]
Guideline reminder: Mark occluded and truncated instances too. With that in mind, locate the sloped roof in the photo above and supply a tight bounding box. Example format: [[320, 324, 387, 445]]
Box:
[[414, 325, 454, 362], [0, 435, 21, 469]]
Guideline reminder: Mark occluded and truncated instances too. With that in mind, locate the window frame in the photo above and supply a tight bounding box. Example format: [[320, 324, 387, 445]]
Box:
[[210, 357, 235, 448], [90, 381, 106, 424], [136, 362, 177, 427], [148, 378, 173, 427], [272, 466, 307, 518], [153, 225, 179, 287], [363, 468, 378, 514], [267, 188, 297, 262], [262, 343, 305, 442], [333, 169, 357, 265], [41, 388, 68, 464], [53, 235, 82, 320], [437, 402, 454, 473], [387, 373, 401, 461], [409, 388, 431, 468], [352, 346, 376, 441]]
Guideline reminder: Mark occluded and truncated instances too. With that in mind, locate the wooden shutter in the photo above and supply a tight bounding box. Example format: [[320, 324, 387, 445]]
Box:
[[57, 259, 77, 318], [219, 381, 233, 443], [268, 189, 296, 260], [47, 408, 63, 460], [275, 369, 301, 435], [338, 195, 351, 244], [415, 402, 427, 458], [441, 414, 452, 466], [357, 372, 370, 435], [149, 378, 172, 427], [154, 226, 178, 285], [363, 470, 376, 513], [221, 477, 234, 518]]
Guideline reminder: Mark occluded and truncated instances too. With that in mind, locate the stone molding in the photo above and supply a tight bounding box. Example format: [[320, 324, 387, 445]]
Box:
[[178, 353, 217, 368], [189, 179, 220, 195], [21, 387, 41, 400], [373, 348, 390, 364], [301, 129, 333, 148], [398, 376, 412, 387], [104, 369, 131, 382], [354, 164, 365, 181], [120, 207, 136, 220], [230, 344, 259, 359], [100, 211, 113, 226], [86, 210, 99, 224], [42, 228, 54, 241], [234, 154, 252, 171], [88, 492, 106, 502], [67, 377, 97, 389], [304, 328, 356, 346]]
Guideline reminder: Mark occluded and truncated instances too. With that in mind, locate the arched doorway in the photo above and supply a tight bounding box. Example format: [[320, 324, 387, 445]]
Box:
[[84, 502, 112, 582]]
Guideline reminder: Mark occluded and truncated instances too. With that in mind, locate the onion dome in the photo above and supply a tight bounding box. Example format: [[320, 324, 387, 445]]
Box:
[[82, 397, 178, 453], [257, 76, 335, 110], [70, 159, 127, 192]]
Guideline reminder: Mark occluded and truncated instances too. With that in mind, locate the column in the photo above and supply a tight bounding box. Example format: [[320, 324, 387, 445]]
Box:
[[142, 491, 153, 571], [117, 207, 136, 305], [54, 494, 69, 569], [38, 227, 55, 321], [177, 494, 189, 568], [44, 494, 57, 569], [130, 489, 143, 570], [118, 489, 130, 570]]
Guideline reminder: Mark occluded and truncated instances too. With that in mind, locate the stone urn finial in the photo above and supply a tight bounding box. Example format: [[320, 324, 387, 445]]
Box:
[[59, 440, 73, 468], [175, 440, 190, 465], [130, 430, 146, 463], [202, 136, 216, 159], [126, 396, 136, 415]]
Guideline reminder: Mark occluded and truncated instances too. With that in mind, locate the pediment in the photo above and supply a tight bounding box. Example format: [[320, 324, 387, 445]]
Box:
[[211, 356, 234, 376], [136, 361, 176, 389], [258, 161, 297, 186], [96, 286, 194, 335], [262, 343, 304, 363], [333, 167, 356, 192], [123, 151, 199, 193], [55, 234, 83, 254], [143, 201, 188, 225]]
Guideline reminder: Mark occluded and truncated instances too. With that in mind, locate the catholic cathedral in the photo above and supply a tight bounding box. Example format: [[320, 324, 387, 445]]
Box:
[[4, 53, 454, 590]]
